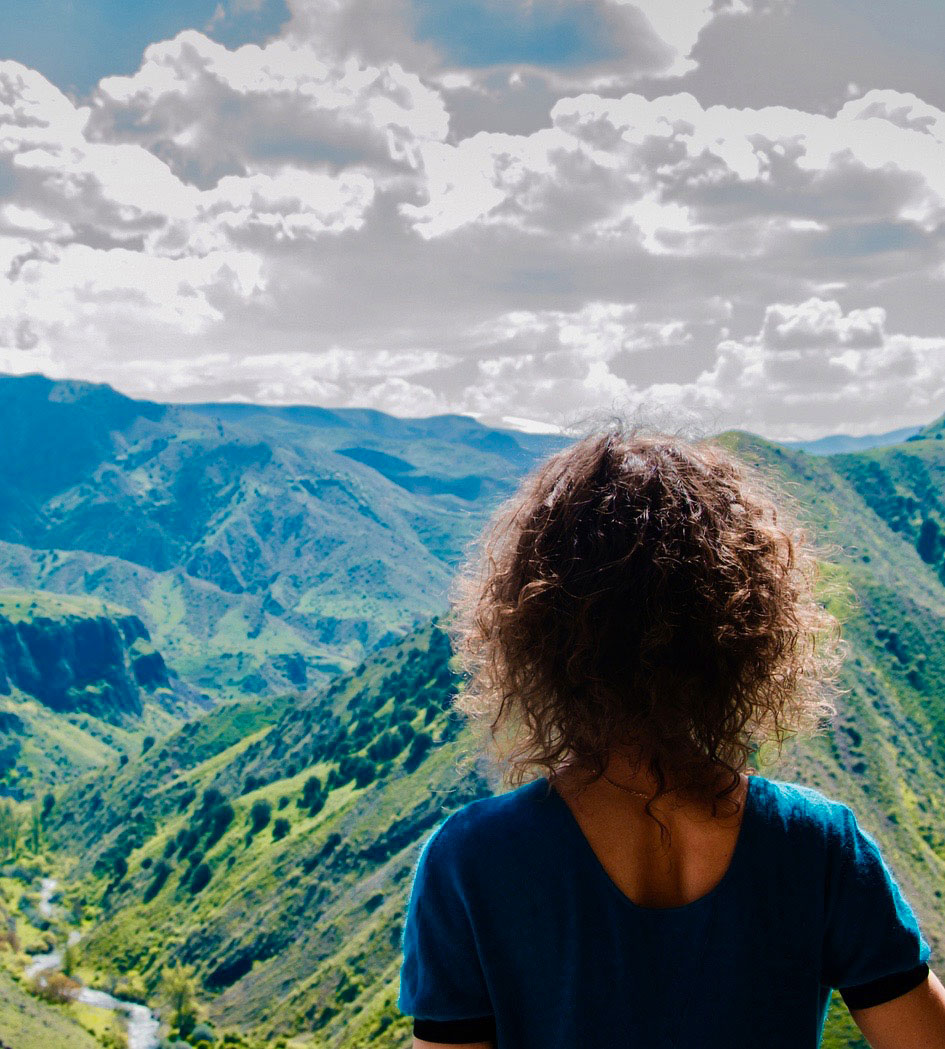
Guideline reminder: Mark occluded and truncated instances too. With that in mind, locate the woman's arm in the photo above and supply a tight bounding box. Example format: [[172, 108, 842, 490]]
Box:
[[851, 968, 945, 1049]]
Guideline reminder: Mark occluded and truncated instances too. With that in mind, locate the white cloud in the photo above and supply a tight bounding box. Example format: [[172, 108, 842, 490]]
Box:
[[89, 31, 449, 185], [761, 298, 886, 351], [402, 89, 945, 246], [2, 4, 945, 441], [609, 0, 714, 76], [0, 241, 265, 371], [687, 300, 945, 438]]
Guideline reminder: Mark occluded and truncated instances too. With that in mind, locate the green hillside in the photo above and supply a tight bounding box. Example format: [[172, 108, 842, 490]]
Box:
[[37, 620, 490, 1046]]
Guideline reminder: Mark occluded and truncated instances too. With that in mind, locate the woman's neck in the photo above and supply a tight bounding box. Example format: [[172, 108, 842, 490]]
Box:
[[552, 750, 743, 818]]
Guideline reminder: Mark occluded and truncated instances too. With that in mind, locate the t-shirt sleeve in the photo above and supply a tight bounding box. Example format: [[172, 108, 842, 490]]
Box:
[[397, 819, 495, 1028], [821, 802, 932, 1008]]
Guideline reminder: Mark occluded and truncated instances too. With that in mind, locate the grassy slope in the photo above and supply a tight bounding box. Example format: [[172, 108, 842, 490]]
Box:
[[47, 622, 488, 1046], [0, 969, 103, 1049]]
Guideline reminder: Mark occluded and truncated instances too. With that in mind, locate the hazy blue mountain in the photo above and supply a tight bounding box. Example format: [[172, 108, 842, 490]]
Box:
[[782, 425, 922, 455], [0, 373, 566, 704]]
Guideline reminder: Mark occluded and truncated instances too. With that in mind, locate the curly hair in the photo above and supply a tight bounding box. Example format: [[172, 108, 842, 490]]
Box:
[[446, 420, 848, 842]]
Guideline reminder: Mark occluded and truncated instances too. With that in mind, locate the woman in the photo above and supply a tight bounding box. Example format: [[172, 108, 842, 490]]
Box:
[[397, 424, 945, 1048]]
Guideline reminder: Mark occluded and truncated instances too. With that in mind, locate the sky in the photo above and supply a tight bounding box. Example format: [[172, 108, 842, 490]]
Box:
[[1, 0, 945, 439]]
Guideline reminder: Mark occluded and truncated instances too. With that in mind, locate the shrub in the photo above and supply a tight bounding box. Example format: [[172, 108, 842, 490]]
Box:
[[189, 862, 212, 894], [299, 775, 326, 816], [143, 860, 172, 903], [176, 828, 199, 859], [205, 802, 235, 848], [353, 757, 375, 788], [249, 799, 271, 835], [403, 732, 433, 773], [33, 970, 80, 1003]]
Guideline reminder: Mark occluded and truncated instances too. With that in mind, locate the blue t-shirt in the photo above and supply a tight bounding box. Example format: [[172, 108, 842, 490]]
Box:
[[397, 773, 932, 1048]]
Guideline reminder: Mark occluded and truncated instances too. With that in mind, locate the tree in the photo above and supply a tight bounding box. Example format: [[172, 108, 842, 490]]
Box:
[[33, 970, 80, 1004], [918, 516, 941, 564], [189, 862, 212, 894], [143, 860, 172, 903], [403, 732, 433, 773], [160, 961, 199, 1036], [205, 801, 234, 847], [0, 801, 23, 859], [299, 775, 326, 816], [141, 735, 155, 754], [62, 941, 79, 976], [27, 804, 42, 854]]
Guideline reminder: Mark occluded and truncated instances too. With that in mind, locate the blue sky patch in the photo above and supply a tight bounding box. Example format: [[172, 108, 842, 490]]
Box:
[[0, 0, 289, 95], [412, 0, 620, 68]]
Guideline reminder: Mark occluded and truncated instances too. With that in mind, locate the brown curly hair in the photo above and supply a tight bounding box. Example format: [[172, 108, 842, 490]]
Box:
[[447, 420, 847, 841]]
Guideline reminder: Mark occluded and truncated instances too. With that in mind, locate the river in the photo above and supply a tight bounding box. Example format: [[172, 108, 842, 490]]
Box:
[[26, 877, 161, 1049]]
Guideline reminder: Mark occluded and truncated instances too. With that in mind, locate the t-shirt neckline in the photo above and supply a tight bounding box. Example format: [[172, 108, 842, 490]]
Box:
[[542, 771, 760, 915]]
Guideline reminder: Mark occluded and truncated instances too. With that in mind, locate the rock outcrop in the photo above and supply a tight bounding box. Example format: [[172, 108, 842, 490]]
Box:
[[0, 590, 169, 721]]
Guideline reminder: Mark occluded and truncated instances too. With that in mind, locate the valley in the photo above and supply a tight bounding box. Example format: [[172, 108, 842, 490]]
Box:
[[0, 375, 943, 1047]]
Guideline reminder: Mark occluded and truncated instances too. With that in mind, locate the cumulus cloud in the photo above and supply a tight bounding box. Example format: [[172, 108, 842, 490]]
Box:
[[686, 299, 945, 438], [401, 89, 945, 247], [454, 297, 945, 440], [86, 31, 449, 186], [761, 298, 886, 350]]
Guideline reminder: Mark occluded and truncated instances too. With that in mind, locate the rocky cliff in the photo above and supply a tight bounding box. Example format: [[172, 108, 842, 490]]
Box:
[[0, 589, 169, 721]]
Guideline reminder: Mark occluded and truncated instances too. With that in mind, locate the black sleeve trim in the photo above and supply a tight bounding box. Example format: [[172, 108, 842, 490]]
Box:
[[840, 962, 930, 1010], [413, 1015, 497, 1042]]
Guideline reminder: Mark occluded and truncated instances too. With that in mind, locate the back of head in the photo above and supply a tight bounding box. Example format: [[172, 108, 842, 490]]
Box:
[[448, 421, 846, 819]]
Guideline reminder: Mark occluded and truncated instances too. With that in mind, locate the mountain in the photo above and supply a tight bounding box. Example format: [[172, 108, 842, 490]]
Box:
[[0, 373, 566, 705], [781, 426, 922, 455], [0, 588, 174, 718]]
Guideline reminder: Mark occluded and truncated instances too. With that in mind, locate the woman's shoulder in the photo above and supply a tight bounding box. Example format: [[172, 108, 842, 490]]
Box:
[[422, 777, 552, 862], [753, 774, 861, 843]]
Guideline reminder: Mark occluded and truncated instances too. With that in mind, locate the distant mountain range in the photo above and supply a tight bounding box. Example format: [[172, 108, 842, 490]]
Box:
[[782, 426, 923, 455], [0, 373, 566, 708]]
